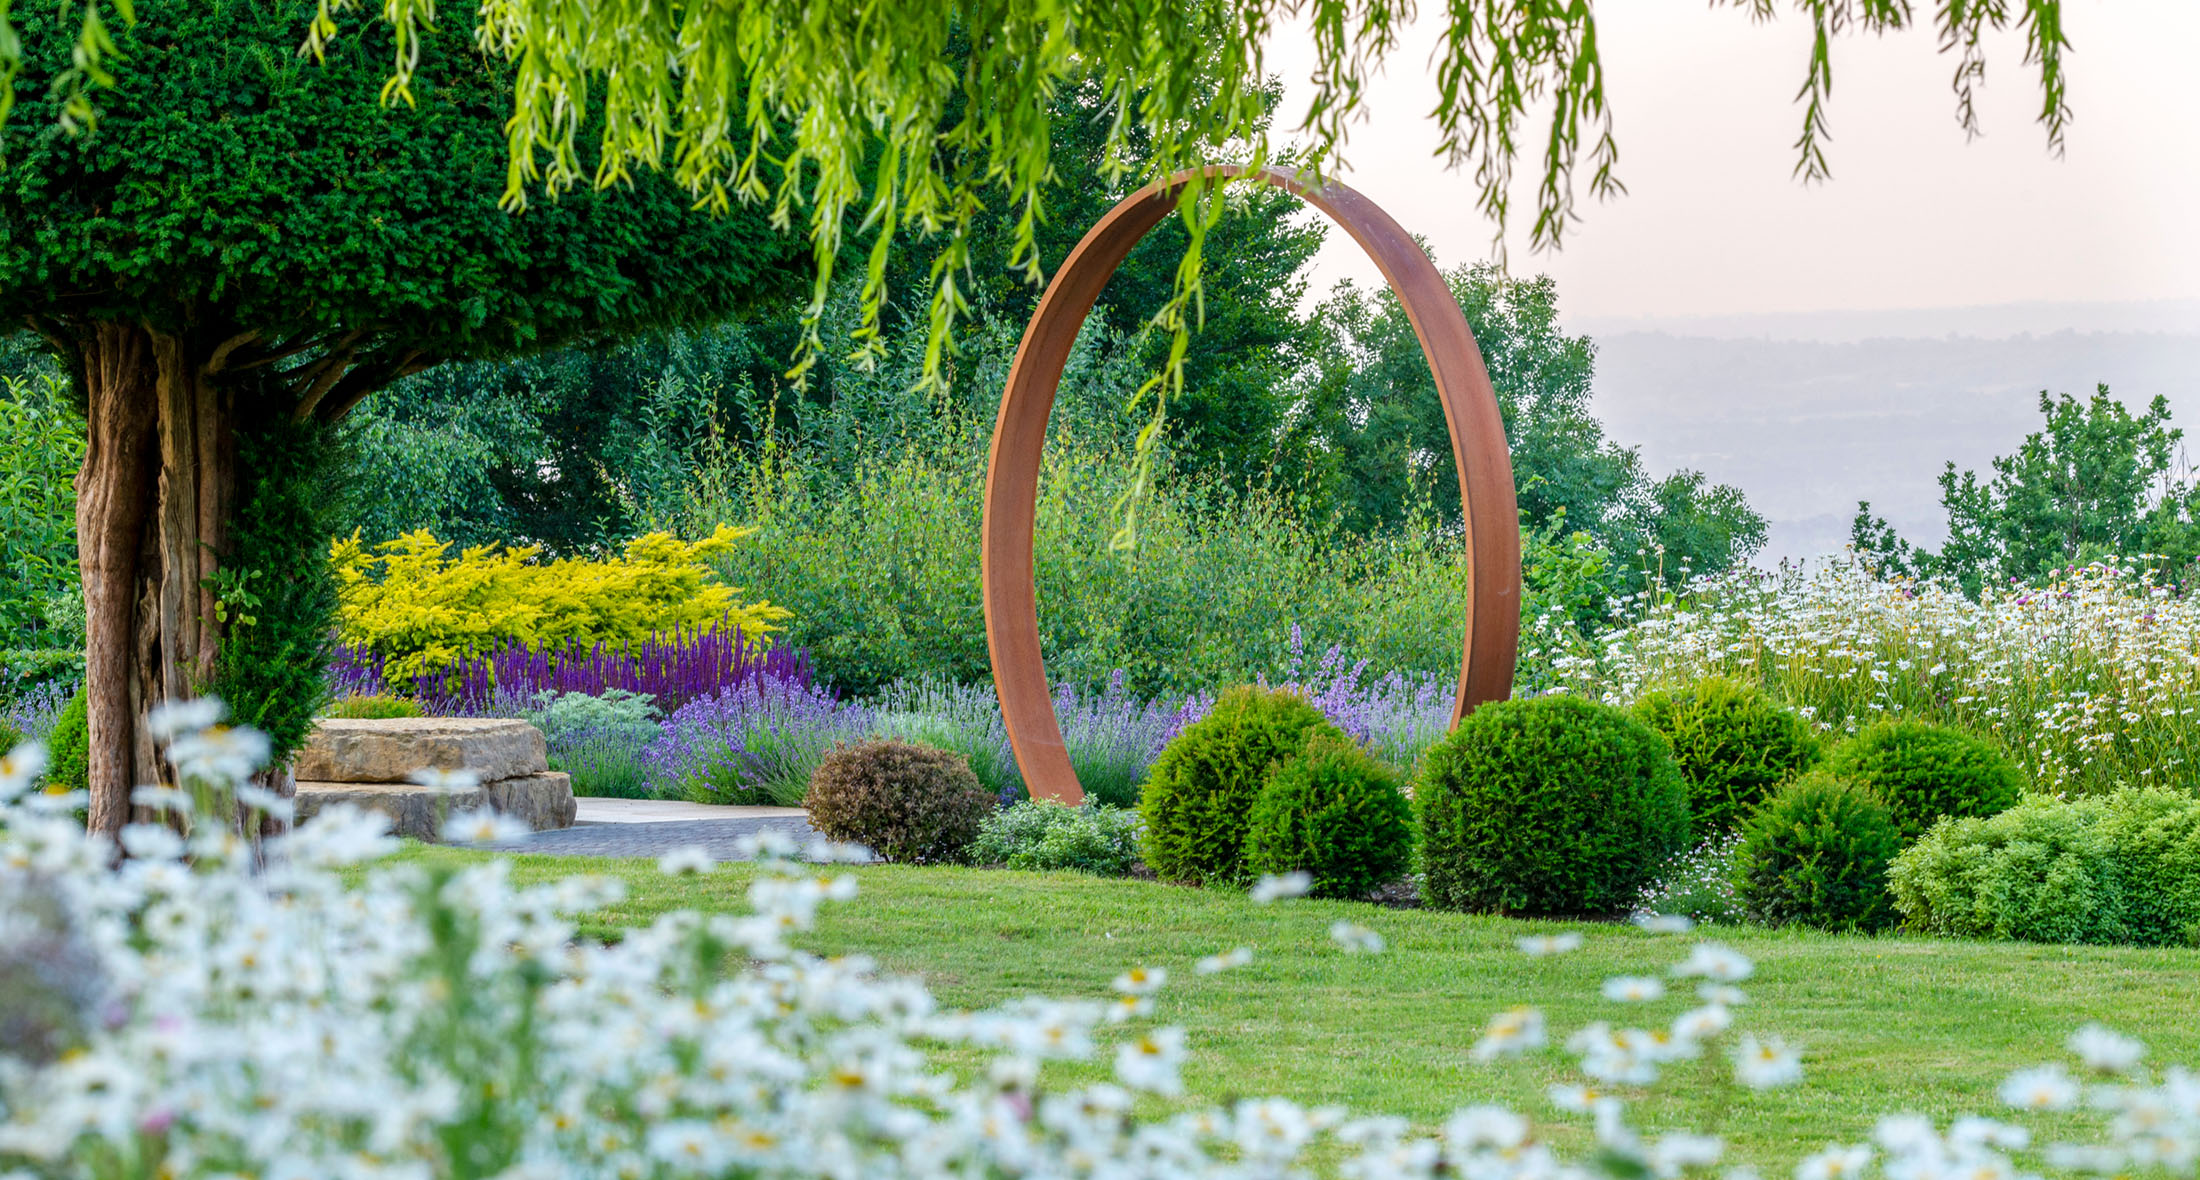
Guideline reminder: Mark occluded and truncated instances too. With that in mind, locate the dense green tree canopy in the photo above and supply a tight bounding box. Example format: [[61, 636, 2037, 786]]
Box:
[[2, 0, 2075, 488], [0, 0, 804, 833], [1294, 265, 1765, 581], [1853, 386, 2200, 593]]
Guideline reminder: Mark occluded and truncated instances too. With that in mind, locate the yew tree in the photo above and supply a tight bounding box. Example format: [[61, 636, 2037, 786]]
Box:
[[0, 0, 799, 832]]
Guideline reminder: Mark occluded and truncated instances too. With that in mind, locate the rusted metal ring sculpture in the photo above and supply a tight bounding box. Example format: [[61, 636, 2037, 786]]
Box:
[[983, 166, 1521, 805]]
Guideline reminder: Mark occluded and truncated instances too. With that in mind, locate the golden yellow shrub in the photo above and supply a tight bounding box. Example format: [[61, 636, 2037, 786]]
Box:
[[331, 525, 790, 683]]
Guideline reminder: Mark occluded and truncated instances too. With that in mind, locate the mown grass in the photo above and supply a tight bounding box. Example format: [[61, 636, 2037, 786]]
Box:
[[407, 848, 2200, 1165]]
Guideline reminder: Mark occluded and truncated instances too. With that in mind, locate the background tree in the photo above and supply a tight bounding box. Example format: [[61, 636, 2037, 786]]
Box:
[[1850, 386, 2200, 593], [1295, 265, 1765, 583], [3, 0, 2077, 510], [0, 0, 802, 832]]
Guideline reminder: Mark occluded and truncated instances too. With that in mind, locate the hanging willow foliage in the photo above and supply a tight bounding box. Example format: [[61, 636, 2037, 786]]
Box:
[[1, 0, 2071, 542]]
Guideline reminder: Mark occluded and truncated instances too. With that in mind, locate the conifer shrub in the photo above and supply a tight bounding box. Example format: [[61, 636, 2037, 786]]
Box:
[[1417, 695, 1688, 916], [805, 739, 995, 864], [1890, 788, 2200, 946], [1633, 677, 1822, 834], [1733, 769, 1902, 931], [322, 695, 426, 720], [43, 686, 87, 791], [1823, 720, 2024, 841], [1245, 732, 1413, 899], [1138, 686, 1343, 886], [331, 525, 789, 684]]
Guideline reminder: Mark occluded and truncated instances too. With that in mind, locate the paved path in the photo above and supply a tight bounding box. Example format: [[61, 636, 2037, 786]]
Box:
[[489, 815, 824, 860], [573, 798, 807, 825]]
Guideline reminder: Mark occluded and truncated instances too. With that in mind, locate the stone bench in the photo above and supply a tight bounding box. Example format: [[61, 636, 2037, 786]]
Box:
[[291, 718, 576, 841]]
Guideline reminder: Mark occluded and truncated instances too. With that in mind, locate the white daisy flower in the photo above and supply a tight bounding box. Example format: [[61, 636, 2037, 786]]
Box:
[[409, 767, 482, 794], [658, 846, 716, 875], [1635, 914, 1696, 934], [1195, 946, 1254, 975], [1517, 932, 1585, 957], [1603, 976, 1666, 1002], [1250, 871, 1313, 903], [1113, 1026, 1187, 1095], [148, 698, 225, 741], [1671, 943, 1754, 982], [1999, 1065, 2078, 1111], [441, 809, 532, 845], [2066, 1023, 2145, 1074], [1733, 1034, 1803, 1089], [1471, 1007, 1547, 1062], [1328, 921, 1385, 954]]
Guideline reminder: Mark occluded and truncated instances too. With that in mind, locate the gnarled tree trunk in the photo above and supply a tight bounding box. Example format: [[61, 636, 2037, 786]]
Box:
[[76, 322, 238, 835]]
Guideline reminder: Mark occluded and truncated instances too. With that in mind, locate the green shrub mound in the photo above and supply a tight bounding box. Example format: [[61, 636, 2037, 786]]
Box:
[[969, 801, 1143, 876], [805, 739, 996, 865], [1245, 733, 1413, 899], [1823, 720, 2024, 841], [1139, 686, 1343, 886], [0, 720, 22, 755], [1633, 677, 1822, 834], [1890, 788, 2200, 946], [1417, 695, 1689, 916], [1733, 770, 1901, 931], [44, 686, 88, 791], [322, 695, 426, 721]]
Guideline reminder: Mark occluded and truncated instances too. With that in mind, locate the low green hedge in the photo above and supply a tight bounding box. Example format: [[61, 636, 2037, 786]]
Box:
[[1890, 788, 2200, 946]]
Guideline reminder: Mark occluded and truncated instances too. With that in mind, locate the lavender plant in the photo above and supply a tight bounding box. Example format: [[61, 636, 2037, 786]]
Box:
[[1051, 671, 1191, 808], [330, 625, 811, 715], [1164, 628, 1458, 778], [643, 677, 872, 806], [872, 679, 1023, 803], [0, 678, 72, 743]]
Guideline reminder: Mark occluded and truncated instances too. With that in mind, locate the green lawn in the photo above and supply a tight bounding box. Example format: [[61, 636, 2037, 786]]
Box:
[[426, 850, 2200, 1164]]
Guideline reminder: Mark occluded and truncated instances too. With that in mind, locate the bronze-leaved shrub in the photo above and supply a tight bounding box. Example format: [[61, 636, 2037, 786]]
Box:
[[805, 739, 995, 864]]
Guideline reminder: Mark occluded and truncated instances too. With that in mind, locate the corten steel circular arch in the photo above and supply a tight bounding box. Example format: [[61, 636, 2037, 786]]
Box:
[[983, 165, 1521, 805]]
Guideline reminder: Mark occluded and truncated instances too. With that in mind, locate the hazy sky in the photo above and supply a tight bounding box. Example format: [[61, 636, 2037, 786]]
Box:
[[1266, 1, 2200, 322]]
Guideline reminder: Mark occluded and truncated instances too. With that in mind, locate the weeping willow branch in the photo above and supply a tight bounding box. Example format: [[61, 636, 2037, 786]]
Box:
[[1, 0, 2075, 540]]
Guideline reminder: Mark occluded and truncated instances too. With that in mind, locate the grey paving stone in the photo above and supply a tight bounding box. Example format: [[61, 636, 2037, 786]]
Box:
[[481, 816, 828, 860]]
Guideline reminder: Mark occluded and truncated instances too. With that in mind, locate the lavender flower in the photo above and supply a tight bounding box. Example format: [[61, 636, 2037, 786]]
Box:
[[642, 677, 871, 806], [1052, 671, 1190, 808], [1165, 627, 1456, 776], [1, 680, 75, 743], [331, 624, 811, 718]]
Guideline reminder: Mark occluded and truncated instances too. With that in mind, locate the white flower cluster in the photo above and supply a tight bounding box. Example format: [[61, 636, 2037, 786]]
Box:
[[4, 706, 2198, 1180], [1555, 557, 2200, 796]]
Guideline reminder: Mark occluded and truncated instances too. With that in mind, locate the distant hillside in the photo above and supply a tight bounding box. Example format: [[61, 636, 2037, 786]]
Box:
[[1582, 326, 2200, 563]]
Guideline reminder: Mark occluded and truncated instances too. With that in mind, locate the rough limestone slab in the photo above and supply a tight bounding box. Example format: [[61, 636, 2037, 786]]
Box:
[[296, 718, 547, 785], [292, 772, 575, 841]]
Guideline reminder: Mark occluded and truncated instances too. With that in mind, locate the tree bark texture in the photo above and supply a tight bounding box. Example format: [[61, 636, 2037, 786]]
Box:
[[76, 323, 237, 835]]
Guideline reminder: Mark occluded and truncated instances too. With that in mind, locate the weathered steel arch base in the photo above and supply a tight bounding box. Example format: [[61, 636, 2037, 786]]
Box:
[[983, 166, 1521, 805]]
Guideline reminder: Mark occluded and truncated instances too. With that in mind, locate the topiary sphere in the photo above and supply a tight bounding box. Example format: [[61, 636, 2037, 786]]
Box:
[[1733, 768, 1902, 931], [1417, 695, 1689, 916], [1633, 677, 1823, 835], [44, 686, 89, 792], [1822, 720, 2024, 841], [1139, 686, 1344, 886], [805, 739, 996, 864], [1245, 732, 1414, 900]]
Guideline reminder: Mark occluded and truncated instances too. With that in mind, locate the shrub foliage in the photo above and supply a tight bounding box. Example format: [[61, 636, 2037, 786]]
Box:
[[1733, 770, 1902, 931], [1823, 720, 2024, 841], [1890, 788, 2200, 947], [322, 696, 426, 721], [805, 739, 995, 865], [1417, 695, 1689, 916], [968, 801, 1144, 877], [1245, 732, 1413, 899], [44, 687, 88, 792], [333, 525, 788, 684], [1139, 686, 1343, 886], [1633, 677, 1821, 833]]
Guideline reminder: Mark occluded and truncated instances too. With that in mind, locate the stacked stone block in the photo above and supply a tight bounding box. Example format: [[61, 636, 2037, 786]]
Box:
[[291, 718, 577, 840]]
